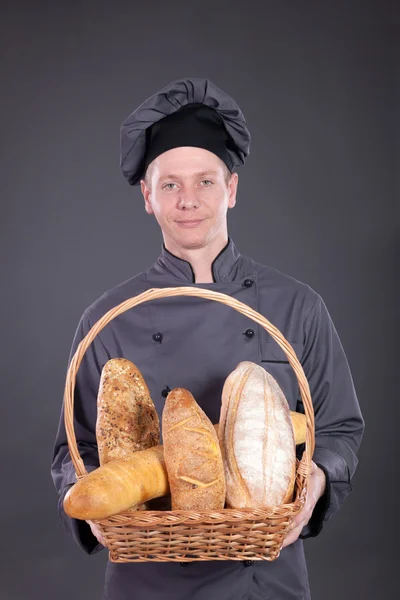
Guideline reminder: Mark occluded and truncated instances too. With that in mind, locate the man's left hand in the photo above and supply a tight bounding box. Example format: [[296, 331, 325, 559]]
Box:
[[281, 460, 327, 549]]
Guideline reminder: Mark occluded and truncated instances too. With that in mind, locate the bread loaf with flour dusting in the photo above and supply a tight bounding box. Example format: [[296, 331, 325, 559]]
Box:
[[219, 361, 296, 509]]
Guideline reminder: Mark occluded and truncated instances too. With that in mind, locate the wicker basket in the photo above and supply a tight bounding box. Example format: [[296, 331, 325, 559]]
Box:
[[64, 286, 315, 563]]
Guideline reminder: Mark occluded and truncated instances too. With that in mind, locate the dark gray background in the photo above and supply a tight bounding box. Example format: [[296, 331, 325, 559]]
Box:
[[1, 1, 398, 599]]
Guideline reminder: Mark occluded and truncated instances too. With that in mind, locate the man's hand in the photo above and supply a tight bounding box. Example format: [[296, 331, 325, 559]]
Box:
[[86, 520, 107, 546], [281, 460, 327, 549]]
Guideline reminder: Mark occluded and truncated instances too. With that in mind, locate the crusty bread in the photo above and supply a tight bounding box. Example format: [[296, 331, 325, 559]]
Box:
[[290, 411, 307, 446], [162, 388, 226, 510], [219, 361, 296, 509], [63, 446, 169, 520], [96, 358, 160, 465], [64, 413, 305, 521]]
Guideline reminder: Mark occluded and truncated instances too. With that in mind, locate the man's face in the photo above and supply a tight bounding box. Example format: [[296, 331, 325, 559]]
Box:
[[140, 146, 238, 250]]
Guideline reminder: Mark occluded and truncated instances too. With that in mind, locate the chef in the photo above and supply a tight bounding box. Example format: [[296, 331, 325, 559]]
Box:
[[51, 77, 365, 600]]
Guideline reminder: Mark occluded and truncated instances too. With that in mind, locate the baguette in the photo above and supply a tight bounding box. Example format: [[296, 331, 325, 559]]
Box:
[[162, 388, 225, 510], [219, 361, 296, 509], [63, 446, 168, 520]]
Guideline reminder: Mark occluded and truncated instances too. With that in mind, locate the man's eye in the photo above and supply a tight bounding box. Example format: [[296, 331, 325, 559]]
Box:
[[163, 183, 177, 190], [200, 180, 213, 186]]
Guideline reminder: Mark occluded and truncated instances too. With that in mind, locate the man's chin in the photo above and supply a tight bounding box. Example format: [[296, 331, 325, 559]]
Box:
[[179, 240, 206, 250], [171, 228, 207, 246]]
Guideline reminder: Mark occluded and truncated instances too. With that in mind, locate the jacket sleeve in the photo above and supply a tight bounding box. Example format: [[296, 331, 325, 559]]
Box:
[[297, 294, 365, 539], [51, 310, 111, 554]]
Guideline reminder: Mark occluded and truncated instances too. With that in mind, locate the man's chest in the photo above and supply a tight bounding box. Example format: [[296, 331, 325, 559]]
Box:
[[100, 279, 304, 432]]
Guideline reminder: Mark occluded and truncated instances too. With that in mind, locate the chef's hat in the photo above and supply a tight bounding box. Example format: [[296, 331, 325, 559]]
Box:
[[120, 77, 251, 186]]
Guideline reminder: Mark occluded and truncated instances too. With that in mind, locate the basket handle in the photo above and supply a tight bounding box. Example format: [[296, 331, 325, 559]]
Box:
[[64, 287, 315, 480]]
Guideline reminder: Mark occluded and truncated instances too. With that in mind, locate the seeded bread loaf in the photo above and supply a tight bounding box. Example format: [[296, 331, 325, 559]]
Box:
[[96, 358, 160, 465], [95, 358, 160, 511]]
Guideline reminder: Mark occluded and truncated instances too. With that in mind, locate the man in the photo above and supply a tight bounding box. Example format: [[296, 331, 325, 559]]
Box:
[[51, 78, 365, 599]]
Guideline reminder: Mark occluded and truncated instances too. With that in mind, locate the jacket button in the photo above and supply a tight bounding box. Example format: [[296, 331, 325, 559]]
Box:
[[244, 328, 255, 338], [152, 332, 163, 343], [243, 560, 254, 567], [243, 278, 253, 288], [180, 561, 189, 567], [161, 386, 171, 398]]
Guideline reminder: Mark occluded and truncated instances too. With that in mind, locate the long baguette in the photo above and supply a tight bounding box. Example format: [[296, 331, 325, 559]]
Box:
[[63, 445, 168, 521]]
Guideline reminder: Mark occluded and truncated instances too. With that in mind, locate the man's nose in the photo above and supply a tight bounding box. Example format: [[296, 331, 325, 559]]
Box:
[[178, 187, 199, 209]]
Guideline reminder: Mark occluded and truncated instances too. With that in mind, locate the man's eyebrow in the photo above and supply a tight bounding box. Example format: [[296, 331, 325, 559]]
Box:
[[160, 170, 219, 180]]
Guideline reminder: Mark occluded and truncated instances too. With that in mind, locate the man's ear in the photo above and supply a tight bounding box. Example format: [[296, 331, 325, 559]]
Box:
[[140, 179, 154, 215], [228, 172, 238, 209]]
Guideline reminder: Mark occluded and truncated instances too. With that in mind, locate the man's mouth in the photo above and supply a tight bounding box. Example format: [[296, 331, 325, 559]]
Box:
[[176, 219, 205, 227]]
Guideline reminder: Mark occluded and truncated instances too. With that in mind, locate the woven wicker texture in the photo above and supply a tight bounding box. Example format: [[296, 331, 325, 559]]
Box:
[[63, 287, 315, 562]]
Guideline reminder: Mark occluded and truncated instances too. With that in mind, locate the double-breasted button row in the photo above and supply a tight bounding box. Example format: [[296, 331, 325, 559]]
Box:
[[155, 330, 255, 341], [244, 328, 255, 338], [243, 278, 254, 288]]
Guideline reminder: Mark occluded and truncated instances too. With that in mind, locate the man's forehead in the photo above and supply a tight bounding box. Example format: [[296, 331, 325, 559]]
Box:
[[150, 148, 226, 179], [157, 168, 221, 180]]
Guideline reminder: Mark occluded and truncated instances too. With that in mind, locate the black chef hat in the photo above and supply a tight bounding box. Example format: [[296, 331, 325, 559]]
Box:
[[120, 77, 251, 186]]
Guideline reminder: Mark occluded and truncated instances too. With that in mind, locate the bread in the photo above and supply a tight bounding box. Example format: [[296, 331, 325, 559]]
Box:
[[63, 410, 306, 520], [219, 361, 296, 509], [63, 446, 169, 520], [96, 358, 160, 465], [162, 388, 226, 510], [290, 410, 307, 446]]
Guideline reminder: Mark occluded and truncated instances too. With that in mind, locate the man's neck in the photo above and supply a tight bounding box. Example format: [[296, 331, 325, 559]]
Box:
[[164, 235, 229, 283]]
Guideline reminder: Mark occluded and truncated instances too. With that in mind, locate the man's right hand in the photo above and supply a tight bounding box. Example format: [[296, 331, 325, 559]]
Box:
[[86, 520, 106, 546]]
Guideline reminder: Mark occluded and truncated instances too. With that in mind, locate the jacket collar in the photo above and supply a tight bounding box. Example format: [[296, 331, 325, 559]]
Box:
[[155, 237, 243, 283]]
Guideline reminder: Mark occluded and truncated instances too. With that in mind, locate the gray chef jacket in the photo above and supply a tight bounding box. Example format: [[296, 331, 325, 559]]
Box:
[[51, 237, 365, 600]]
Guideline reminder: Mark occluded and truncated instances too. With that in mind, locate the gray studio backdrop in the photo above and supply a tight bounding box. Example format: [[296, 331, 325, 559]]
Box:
[[1, 2, 397, 599]]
